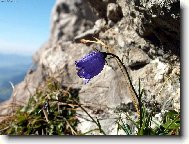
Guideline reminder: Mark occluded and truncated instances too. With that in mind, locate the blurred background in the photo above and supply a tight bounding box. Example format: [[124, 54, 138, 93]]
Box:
[[0, 0, 55, 102]]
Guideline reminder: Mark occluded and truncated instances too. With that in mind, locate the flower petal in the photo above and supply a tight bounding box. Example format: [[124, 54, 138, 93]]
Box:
[[75, 51, 106, 82]]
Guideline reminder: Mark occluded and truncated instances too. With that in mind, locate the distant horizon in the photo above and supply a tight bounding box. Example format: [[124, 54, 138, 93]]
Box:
[[0, 52, 33, 57], [0, 0, 55, 56], [0, 49, 37, 56]]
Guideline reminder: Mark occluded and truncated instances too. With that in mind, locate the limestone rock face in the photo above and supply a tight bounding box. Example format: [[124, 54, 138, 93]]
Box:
[[50, 0, 97, 43], [0, 0, 180, 134]]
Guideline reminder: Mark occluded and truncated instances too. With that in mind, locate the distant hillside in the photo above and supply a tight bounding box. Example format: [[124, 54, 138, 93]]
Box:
[[0, 54, 32, 102]]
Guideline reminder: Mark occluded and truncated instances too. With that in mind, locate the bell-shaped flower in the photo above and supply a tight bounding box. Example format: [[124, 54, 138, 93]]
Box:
[[75, 51, 106, 83]]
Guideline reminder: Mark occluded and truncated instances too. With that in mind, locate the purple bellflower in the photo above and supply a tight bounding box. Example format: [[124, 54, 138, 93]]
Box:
[[75, 51, 106, 83]]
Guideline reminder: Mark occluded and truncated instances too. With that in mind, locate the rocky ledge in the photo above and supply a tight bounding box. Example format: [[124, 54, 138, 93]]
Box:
[[0, 0, 180, 134]]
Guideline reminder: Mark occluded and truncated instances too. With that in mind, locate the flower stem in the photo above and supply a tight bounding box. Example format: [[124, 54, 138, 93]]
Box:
[[104, 52, 140, 116], [80, 38, 140, 116]]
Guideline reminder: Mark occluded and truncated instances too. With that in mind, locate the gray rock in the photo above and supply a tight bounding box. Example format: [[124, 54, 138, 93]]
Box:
[[134, 0, 180, 56], [50, 0, 97, 43], [87, 0, 116, 18], [128, 48, 150, 68], [117, 35, 125, 48], [74, 19, 107, 42], [107, 3, 123, 22]]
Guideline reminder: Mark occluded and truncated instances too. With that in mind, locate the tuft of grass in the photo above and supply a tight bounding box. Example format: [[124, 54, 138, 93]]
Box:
[[0, 78, 80, 135], [111, 78, 180, 135]]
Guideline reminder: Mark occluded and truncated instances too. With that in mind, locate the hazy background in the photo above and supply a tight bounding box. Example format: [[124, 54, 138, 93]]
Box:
[[0, 0, 55, 102]]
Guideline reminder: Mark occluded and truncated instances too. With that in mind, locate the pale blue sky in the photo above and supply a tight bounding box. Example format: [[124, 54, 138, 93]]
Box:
[[0, 0, 55, 56]]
